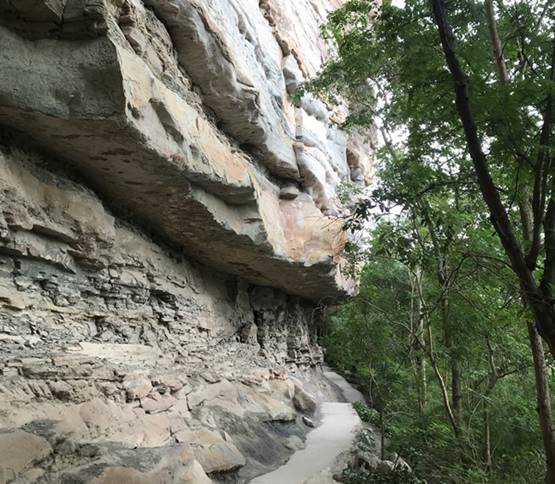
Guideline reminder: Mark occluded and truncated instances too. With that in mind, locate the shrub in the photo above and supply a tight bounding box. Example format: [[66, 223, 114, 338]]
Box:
[[353, 401, 380, 426]]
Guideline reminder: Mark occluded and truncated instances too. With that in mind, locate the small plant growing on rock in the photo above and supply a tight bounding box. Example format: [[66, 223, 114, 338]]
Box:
[[353, 401, 380, 426]]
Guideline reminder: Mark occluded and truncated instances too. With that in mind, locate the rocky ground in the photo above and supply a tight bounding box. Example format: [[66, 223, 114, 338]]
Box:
[[0, 339, 343, 483]]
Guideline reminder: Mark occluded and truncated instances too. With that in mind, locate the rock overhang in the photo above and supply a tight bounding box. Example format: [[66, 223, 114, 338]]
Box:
[[0, 0, 373, 301]]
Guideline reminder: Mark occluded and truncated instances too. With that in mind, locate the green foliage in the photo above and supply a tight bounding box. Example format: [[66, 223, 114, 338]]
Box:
[[324, 257, 545, 482], [341, 465, 422, 484], [311, 1, 555, 481], [353, 401, 381, 426]]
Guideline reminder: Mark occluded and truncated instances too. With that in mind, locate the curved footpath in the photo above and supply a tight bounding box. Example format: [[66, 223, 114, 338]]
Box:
[[322, 368, 365, 404], [250, 368, 364, 484]]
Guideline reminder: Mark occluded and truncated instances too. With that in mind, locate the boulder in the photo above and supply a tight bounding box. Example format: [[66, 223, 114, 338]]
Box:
[[175, 429, 246, 474], [284, 435, 305, 450], [0, 430, 52, 481], [293, 385, 317, 414], [151, 374, 184, 393], [89, 445, 213, 484], [302, 416, 315, 428], [124, 378, 153, 401], [195, 440, 246, 474], [187, 381, 237, 408], [49, 380, 73, 401], [260, 396, 296, 422], [138, 415, 172, 448], [279, 184, 301, 200], [91, 467, 151, 484]]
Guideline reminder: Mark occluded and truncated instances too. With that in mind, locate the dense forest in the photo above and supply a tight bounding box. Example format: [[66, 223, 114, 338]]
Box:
[[307, 0, 555, 482]]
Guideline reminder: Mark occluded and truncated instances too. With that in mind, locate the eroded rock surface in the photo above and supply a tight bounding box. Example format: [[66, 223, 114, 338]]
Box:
[[0, 147, 342, 482], [0, 0, 375, 300], [0, 0, 374, 482]]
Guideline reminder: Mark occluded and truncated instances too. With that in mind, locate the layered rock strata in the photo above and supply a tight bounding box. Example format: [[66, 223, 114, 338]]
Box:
[[0, 146, 337, 482], [0, 0, 374, 482], [0, 0, 374, 300]]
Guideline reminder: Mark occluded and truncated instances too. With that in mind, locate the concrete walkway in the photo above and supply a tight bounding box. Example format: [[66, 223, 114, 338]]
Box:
[[250, 370, 362, 484]]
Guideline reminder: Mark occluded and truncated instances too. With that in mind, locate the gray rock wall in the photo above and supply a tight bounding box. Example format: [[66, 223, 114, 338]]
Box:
[[0, 146, 334, 483], [0, 0, 374, 481], [0, 0, 375, 300], [0, 147, 324, 367]]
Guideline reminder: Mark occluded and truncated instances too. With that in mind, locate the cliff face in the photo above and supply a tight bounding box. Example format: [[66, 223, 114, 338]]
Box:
[[0, 1, 374, 482]]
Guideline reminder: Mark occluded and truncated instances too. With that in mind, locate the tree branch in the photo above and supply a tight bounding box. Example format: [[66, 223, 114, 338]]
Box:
[[538, 37, 555, 294], [484, 0, 509, 83]]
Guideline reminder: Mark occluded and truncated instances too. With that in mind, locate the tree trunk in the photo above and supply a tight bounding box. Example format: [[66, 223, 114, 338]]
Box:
[[418, 322, 427, 412], [528, 321, 555, 484], [411, 268, 427, 413], [439, 268, 462, 430], [484, 0, 508, 83], [451, 361, 462, 428], [483, 407, 492, 475], [428, 334, 461, 438]]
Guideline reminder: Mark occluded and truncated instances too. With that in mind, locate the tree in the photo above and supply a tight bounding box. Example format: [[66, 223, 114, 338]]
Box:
[[324, 232, 539, 482], [305, 0, 555, 480], [429, 1, 555, 480]]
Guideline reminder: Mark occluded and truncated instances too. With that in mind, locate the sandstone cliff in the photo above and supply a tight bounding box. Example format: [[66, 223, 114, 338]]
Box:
[[0, 1, 374, 482]]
